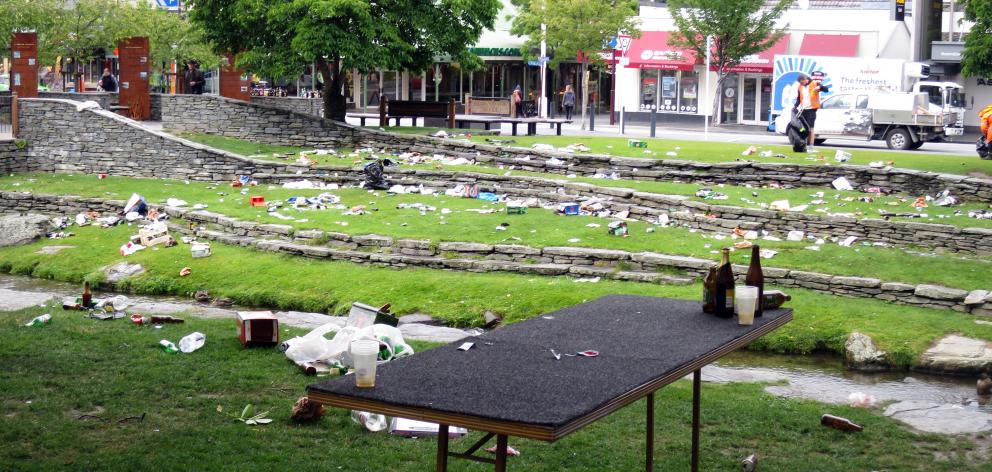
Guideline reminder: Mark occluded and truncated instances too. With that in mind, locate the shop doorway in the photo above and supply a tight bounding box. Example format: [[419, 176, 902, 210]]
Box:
[[740, 75, 772, 124]]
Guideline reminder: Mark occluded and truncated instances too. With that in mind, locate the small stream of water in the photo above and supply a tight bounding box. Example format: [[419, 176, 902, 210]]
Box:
[[1, 274, 989, 434]]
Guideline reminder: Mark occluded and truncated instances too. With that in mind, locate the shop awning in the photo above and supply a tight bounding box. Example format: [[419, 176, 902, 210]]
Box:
[[798, 34, 859, 57], [718, 34, 790, 73], [625, 31, 696, 70]]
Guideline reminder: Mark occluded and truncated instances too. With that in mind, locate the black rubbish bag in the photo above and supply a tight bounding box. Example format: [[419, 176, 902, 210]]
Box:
[[978, 136, 989, 160], [787, 111, 810, 153], [363, 159, 395, 190]]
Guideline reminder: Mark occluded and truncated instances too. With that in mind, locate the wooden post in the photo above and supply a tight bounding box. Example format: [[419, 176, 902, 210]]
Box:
[[118, 37, 151, 120], [219, 53, 251, 101], [378, 94, 387, 127], [11, 93, 18, 138], [447, 99, 455, 129], [10, 32, 39, 98]]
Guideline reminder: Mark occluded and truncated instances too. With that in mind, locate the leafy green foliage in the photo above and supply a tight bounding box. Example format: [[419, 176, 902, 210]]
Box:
[[962, 0, 992, 78], [509, 0, 639, 69], [667, 0, 791, 119], [190, 0, 500, 120]]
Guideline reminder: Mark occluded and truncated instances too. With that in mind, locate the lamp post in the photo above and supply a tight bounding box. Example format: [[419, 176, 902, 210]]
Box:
[[704, 35, 712, 140], [539, 22, 547, 118]]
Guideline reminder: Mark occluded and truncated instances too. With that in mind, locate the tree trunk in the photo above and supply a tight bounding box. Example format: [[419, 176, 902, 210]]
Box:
[[580, 60, 588, 130], [317, 55, 347, 121], [711, 72, 728, 127]]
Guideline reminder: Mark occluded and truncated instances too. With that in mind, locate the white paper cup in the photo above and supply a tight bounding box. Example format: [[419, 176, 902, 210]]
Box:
[[350, 339, 380, 388], [736, 286, 759, 326]]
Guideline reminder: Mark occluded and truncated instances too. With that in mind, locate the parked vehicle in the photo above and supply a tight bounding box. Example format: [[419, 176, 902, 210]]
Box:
[[771, 55, 965, 140], [781, 92, 956, 150]]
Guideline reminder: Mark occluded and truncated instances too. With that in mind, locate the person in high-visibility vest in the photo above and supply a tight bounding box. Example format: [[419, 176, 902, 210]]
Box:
[[794, 71, 829, 149], [980, 104, 992, 144]]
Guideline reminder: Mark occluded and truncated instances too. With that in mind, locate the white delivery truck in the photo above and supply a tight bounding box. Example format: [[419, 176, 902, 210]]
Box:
[[803, 91, 956, 150], [771, 55, 965, 148]]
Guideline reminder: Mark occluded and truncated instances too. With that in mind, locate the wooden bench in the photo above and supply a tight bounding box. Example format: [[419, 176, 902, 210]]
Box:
[[348, 97, 455, 128], [509, 118, 571, 136], [381, 97, 455, 128]]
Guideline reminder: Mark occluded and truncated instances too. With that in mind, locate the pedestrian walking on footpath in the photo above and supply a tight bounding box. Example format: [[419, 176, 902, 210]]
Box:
[[512, 85, 523, 118], [562, 84, 576, 121], [98, 68, 117, 92], [184, 62, 205, 94]]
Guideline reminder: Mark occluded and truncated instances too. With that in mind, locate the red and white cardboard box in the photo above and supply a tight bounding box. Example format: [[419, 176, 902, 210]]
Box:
[[236, 311, 279, 347]]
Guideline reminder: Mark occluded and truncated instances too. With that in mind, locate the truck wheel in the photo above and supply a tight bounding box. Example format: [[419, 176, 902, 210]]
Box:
[[814, 138, 826, 145], [908, 140, 924, 150], [885, 129, 912, 150]]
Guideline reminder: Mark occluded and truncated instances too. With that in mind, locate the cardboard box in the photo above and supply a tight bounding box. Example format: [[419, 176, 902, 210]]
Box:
[[236, 311, 279, 347]]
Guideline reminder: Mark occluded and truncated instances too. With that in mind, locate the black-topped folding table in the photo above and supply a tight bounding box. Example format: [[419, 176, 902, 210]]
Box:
[[308, 295, 792, 471]]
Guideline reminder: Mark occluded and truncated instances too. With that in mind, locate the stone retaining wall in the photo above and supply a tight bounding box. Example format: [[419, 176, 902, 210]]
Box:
[[15, 98, 306, 181], [251, 167, 992, 254], [159, 94, 992, 202], [0, 139, 29, 174], [160, 94, 356, 148], [2, 189, 989, 315], [253, 96, 323, 117], [39, 91, 116, 110]]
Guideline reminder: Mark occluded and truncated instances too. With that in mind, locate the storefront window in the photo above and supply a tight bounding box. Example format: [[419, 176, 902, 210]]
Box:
[[640, 70, 700, 114], [658, 71, 678, 111], [640, 70, 657, 110], [680, 72, 698, 113]]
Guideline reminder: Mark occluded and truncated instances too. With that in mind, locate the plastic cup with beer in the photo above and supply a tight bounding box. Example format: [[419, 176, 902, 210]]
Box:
[[350, 338, 381, 388], [736, 286, 759, 326]]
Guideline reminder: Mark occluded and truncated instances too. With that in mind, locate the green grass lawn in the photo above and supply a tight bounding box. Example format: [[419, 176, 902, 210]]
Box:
[[1, 306, 987, 471], [2, 224, 992, 366], [2, 173, 989, 291], [175, 132, 992, 229], [377, 125, 992, 177]]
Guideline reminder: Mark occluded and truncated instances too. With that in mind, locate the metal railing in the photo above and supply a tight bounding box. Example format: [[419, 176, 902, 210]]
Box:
[[0, 93, 12, 138]]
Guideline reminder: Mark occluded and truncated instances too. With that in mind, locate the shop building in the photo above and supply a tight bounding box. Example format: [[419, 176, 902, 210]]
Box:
[[617, 1, 917, 126]]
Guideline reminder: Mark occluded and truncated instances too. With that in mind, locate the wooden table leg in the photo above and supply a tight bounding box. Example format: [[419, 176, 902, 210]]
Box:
[[437, 424, 449, 472], [494, 434, 508, 472], [691, 369, 701, 472], [646, 393, 655, 471]]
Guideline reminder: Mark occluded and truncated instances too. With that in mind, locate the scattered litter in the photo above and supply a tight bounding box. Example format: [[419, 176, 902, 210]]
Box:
[[166, 198, 188, 207], [665, 151, 678, 157], [911, 197, 928, 208], [458, 342, 475, 351], [574, 277, 601, 283], [585, 223, 601, 228], [607, 221, 628, 237], [831, 177, 854, 191], [390, 417, 468, 437], [838, 236, 858, 247], [759, 249, 778, 259], [191, 242, 212, 258], [24, 314, 52, 327], [291, 397, 326, 422], [237, 311, 280, 347], [282, 180, 338, 190], [119, 241, 146, 256], [833, 150, 852, 162], [847, 392, 876, 408], [551, 349, 561, 360], [820, 414, 863, 432], [577, 350, 599, 357], [567, 238, 581, 243], [741, 146, 757, 156], [178, 332, 206, 353], [486, 445, 521, 456], [531, 143, 555, 151], [769, 200, 790, 211], [159, 339, 180, 353]]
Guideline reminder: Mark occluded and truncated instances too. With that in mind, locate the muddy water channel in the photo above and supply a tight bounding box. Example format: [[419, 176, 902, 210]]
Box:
[[1, 274, 989, 434]]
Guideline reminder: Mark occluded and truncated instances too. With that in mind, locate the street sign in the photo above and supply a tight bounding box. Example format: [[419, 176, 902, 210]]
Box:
[[617, 35, 632, 54], [156, 0, 180, 9]]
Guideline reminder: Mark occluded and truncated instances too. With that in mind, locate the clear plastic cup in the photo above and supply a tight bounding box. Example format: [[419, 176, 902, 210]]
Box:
[[350, 339, 380, 388], [736, 286, 759, 326]]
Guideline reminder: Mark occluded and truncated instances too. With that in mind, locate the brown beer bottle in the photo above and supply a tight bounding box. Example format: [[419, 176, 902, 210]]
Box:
[[714, 248, 735, 318], [702, 267, 717, 314], [820, 414, 863, 432], [82, 281, 93, 308], [745, 245, 764, 317], [762, 290, 791, 310]]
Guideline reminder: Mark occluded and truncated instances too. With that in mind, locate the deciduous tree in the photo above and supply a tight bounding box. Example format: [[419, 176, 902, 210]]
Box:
[[189, 0, 500, 121], [510, 0, 639, 128], [667, 0, 791, 124], [962, 0, 992, 78]]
